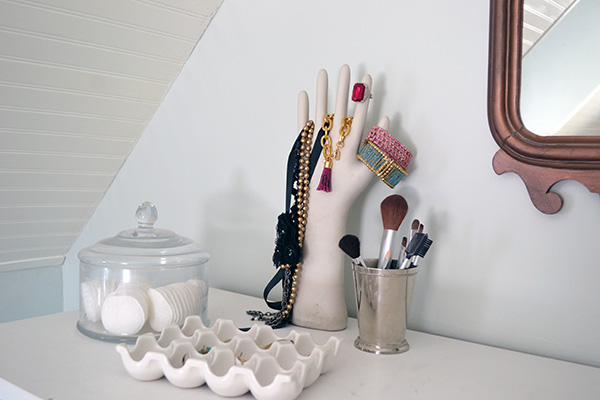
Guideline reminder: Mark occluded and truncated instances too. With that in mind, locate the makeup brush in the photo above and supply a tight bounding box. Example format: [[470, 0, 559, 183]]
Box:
[[412, 223, 425, 265], [377, 195, 409, 269], [394, 236, 408, 269], [400, 232, 433, 269], [338, 234, 367, 268], [410, 234, 433, 268], [409, 218, 420, 242], [381, 249, 393, 269]]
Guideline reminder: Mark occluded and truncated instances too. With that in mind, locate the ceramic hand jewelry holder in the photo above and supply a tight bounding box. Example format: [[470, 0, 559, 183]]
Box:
[[290, 65, 392, 331]]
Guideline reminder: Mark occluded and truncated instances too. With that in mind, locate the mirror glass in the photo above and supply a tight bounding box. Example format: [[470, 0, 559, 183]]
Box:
[[520, 0, 600, 136]]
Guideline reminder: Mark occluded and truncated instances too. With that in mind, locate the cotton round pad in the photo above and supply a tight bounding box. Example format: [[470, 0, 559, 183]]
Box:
[[81, 280, 102, 323], [81, 279, 118, 323], [148, 287, 175, 332], [101, 287, 148, 335]]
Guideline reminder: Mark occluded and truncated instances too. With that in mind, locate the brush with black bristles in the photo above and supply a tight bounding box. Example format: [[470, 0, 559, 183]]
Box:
[[399, 232, 433, 269], [338, 234, 367, 268], [376, 195, 409, 269], [412, 223, 425, 265]]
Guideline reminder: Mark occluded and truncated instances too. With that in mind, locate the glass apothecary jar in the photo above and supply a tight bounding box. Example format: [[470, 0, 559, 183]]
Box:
[[77, 201, 210, 343]]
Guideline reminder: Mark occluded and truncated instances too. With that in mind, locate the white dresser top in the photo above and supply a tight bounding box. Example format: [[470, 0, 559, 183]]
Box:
[[1, 288, 598, 399]]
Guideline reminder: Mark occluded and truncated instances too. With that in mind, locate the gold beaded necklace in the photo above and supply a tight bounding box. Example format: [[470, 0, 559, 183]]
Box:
[[280, 119, 314, 318], [247, 120, 315, 326]]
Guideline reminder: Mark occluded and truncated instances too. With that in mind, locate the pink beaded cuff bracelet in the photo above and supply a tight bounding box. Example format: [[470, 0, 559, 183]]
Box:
[[365, 126, 412, 169], [357, 126, 413, 188]]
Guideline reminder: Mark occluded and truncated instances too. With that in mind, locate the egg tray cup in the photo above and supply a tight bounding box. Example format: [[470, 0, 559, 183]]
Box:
[[116, 316, 343, 400]]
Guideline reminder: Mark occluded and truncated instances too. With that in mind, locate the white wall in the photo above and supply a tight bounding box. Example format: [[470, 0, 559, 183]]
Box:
[[63, 0, 600, 367], [0, 266, 62, 323]]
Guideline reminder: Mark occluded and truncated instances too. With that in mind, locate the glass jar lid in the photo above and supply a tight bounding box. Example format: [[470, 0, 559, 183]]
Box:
[[78, 202, 210, 268]]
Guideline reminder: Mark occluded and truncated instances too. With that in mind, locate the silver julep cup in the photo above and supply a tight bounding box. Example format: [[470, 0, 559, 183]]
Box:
[[352, 258, 418, 354]]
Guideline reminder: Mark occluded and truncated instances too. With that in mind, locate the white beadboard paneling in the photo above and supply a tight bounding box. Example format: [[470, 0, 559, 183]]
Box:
[[0, 153, 126, 174], [0, 205, 95, 221], [0, 220, 87, 236], [0, 1, 199, 61], [23, 0, 217, 38], [0, 172, 115, 190], [523, 0, 577, 56], [0, 109, 146, 139], [0, 237, 75, 257], [0, 189, 104, 205], [0, 0, 223, 274], [525, 0, 565, 20], [0, 58, 169, 102], [0, 131, 135, 157], [0, 243, 79, 264], [523, 8, 554, 30], [147, 0, 224, 17], [1, 31, 182, 83], [0, 85, 158, 122]]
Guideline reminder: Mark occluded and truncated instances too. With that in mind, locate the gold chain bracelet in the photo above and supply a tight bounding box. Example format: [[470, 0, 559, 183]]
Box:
[[333, 116, 353, 160]]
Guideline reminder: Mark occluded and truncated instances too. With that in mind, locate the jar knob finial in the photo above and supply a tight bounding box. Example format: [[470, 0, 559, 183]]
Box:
[[136, 201, 158, 229]]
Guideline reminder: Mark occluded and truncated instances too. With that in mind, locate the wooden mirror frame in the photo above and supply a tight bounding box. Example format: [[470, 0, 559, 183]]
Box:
[[487, 0, 600, 214]]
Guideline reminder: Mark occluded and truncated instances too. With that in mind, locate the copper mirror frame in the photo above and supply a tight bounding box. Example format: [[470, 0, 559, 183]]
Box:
[[488, 0, 600, 214]]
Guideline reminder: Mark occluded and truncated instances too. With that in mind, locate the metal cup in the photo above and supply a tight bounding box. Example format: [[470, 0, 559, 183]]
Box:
[[352, 258, 418, 354]]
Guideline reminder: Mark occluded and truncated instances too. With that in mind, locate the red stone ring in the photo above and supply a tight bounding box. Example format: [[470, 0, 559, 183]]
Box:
[[351, 82, 372, 103]]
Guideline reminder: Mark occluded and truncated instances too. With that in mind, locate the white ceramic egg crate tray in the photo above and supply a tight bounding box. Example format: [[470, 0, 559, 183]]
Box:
[[117, 316, 343, 400]]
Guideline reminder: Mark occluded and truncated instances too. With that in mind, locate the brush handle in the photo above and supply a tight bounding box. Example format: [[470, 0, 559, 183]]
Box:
[[393, 237, 406, 262], [410, 254, 419, 265], [409, 228, 417, 243], [399, 257, 413, 270], [352, 256, 367, 268], [398, 244, 406, 264], [377, 229, 397, 269]]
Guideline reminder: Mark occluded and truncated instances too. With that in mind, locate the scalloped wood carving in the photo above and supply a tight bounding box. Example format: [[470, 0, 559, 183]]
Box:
[[493, 149, 600, 214]]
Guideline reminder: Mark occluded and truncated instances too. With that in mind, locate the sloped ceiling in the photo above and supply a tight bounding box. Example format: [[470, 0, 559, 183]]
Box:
[[522, 0, 577, 56], [0, 0, 223, 272]]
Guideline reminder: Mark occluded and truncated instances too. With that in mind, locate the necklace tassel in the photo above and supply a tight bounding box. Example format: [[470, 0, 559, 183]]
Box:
[[317, 160, 332, 192]]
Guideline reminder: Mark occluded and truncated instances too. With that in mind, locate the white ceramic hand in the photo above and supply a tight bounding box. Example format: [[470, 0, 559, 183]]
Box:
[[292, 65, 390, 330]]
